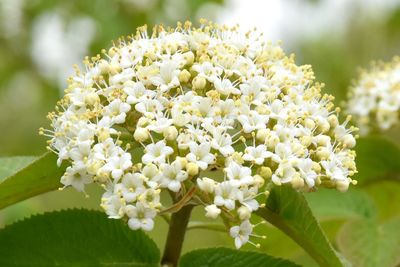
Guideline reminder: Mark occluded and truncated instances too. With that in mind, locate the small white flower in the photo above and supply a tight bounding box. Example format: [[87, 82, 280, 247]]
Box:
[[214, 181, 242, 210], [238, 111, 269, 133], [103, 99, 131, 124], [124, 81, 155, 104], [271, 142, 295, 163], [225, 162, 254, 186], [242, 145, 273, 165], [102, 152, 132, 181], [151, 60, 181, 92], [142, 163, 161, 188], [119, 173, 146, 202], [142, 140, 173, 164], [214, 78, 240, 95], [135, 98, 164, 119], [186, 142, 215, 170], [210, 129, 234, 157], [101, 191, 125, 219], [61, 163, 92, 192], [272, 161, 297, 185], [230, 220, 253, 249], [159, 160, 188, 192], [125, 202, 157, 231], [321, 159, 347, 181], [192, 62, 222, 82], [296, 158, 318, 187]]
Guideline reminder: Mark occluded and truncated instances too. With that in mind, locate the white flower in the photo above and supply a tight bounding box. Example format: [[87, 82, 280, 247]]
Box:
[[238, 111, 269, 133], [103, 99, 131, 124], [214, 181, 242, 210], [142, 163, 161, 188], [159, 160, 188, 192], [230, 220, 253, 249], [346, 56, 400, 133], [192, 62, 222, 82], [225, 162, 254, 186], [118, 173, 146, 202], [125, 202, 156, 231], [101, 152, 132, 181], [44, 22, 357, 248], [61, 163, 92, 192], [210, 129, 234, 156], [186, 142, 215, 170], [124, 81, 155, 104], [296, 158, 318, 187], [271, 143, 295, 163], [321, 159, 347, 181], [272, 161, 297, 185], [101, 191, 125, 219], [142, 140, 173, 164], [135, 98, 164, 119], [214, 78, 240, 95], [243, 145, 273, 165], [150, 60, 181, 92]]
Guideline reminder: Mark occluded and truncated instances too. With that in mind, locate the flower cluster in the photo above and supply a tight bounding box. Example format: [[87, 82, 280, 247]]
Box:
[[346, 56, 400, 135], [42, 21, 357, 249]]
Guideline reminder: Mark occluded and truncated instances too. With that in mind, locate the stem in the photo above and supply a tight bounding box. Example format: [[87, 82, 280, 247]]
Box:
[[187, 221, 226, 232], [161, 204, 194, 267], [255, 207, 332, 267]]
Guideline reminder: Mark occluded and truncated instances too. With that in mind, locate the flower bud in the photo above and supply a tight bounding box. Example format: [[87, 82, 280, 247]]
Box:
[[183, 51, 195, 65], [238, 206, 251, 220], [163, 126, 178, 140], [179, 69, 191, 83], [342, 134, 356, 148], [192, 76, 206, 90], [336, 180, 349, 192], [304, 118, 315, 129], [256, 129, 269, 142], [328, 115, 339, 128], [134, 127, 149, 142], [253, 174, 265, 187], [186, 162, 199, 176], [197, 177, 216, 193], [291, 175, 305, 189], [175, 156, 188, 168], [85, 92, 100, 106], [259, 167, 272, 179], [205, 204, 221, 219]]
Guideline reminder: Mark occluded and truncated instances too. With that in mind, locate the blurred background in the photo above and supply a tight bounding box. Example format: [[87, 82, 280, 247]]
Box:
[[1, 0, 400, 266]]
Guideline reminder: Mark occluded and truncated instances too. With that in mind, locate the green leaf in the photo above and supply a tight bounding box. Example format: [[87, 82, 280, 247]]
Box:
[[337, 217, 400, 267], [179, 248, 300, 267], [256, 186, 349, 267], [355, 136, 400, 184], [0, 152, 65, 210], [0, 209, 160, 267], [0, 156, 36, 180], [305, 188, 376, 221]]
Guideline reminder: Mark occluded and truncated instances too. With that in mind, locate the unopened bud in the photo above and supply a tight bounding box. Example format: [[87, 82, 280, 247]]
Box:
[[134, 127, 149, 142], [186, 162, 199, 176]]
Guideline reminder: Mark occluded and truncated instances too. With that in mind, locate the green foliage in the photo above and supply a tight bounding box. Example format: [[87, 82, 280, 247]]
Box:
[[179, 248, 300, 267], [0, 156, 36, 180], [256, 186, 348, 267], [354, 136, 400, 184], [337, 217, 400, 267], [0, 209, 160, 267], [0, 153, 65, 210], [305, 188, 376, 220]]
